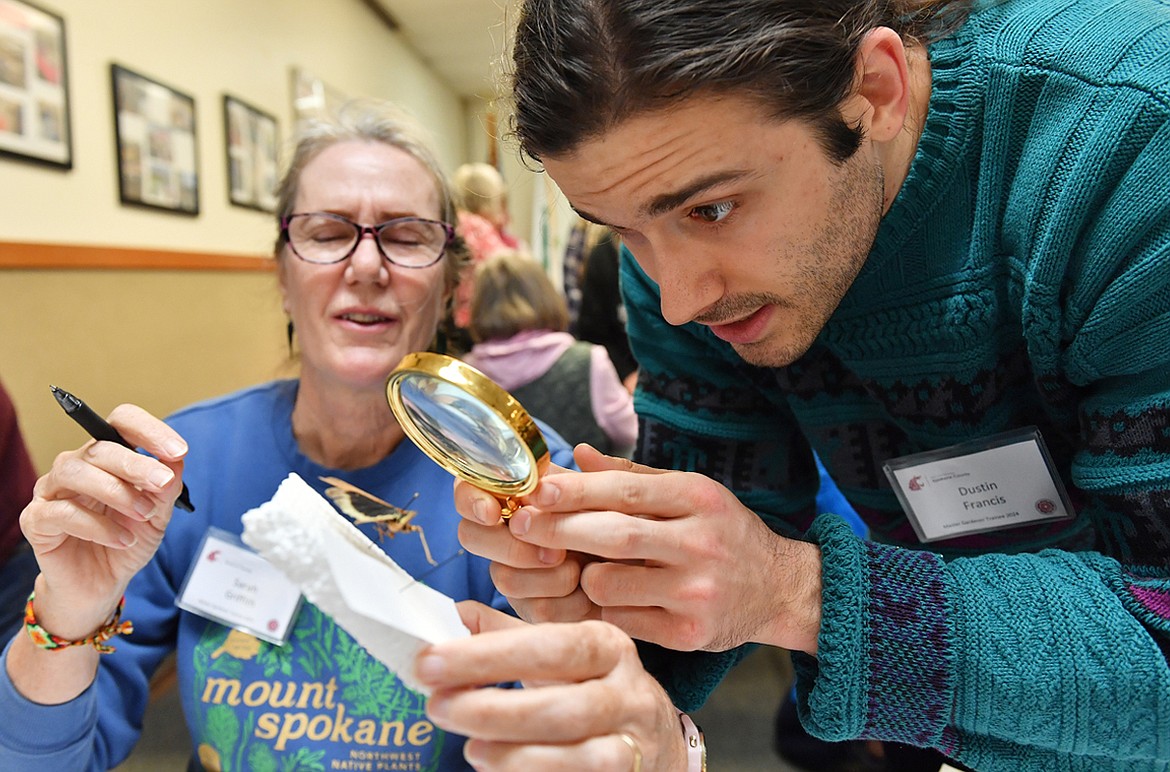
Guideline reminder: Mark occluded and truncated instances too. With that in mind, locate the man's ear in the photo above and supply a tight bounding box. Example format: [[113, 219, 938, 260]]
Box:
[[844, 27, 913, 144]]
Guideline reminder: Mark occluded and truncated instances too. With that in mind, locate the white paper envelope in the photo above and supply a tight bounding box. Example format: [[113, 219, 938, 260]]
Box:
[[240, 473, 469, 695], [322, 536, 467, 645]]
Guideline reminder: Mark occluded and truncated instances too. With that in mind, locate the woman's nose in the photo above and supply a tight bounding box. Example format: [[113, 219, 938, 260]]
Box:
[[346, 231, 390, 284]]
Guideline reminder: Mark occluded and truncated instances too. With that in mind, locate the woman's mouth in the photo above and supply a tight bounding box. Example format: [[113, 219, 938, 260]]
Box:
[[338, 311, 394, 328]]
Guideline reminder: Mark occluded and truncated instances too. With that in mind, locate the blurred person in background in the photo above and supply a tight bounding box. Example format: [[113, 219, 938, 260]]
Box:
[[0, 378, 37, 645], [464, 250, 637, 457], [445, 162, 526, 354], [573, 224, 638, 392]]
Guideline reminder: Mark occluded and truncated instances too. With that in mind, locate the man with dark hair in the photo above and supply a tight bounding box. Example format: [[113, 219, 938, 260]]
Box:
[[414, 1, 1170, 770]]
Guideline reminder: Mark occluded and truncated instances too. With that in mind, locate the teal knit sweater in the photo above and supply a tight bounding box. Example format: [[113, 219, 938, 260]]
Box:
[[622, 0, 1170, 768]]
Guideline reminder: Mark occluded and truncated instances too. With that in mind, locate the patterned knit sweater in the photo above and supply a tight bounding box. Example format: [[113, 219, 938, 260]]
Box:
[[622, 0, 1170, 768]]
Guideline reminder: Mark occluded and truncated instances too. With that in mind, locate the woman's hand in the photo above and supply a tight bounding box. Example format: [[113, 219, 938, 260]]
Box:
[[19, 403, 188, 642], [416, 601, 688, 771]]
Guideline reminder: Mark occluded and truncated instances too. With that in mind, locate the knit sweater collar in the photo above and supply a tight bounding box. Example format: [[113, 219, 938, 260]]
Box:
[[860, 23, 979, 288]]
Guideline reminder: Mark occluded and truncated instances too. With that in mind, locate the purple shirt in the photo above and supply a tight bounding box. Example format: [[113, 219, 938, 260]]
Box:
[[0, 380, 35, 560]]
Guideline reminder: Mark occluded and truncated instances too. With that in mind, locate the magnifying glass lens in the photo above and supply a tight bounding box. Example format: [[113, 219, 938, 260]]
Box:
[[397, 375, 529, 483], [387, 353, 549, 512]]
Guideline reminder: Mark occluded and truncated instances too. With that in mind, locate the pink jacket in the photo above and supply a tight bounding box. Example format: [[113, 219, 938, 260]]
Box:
[[464, 330, 638, 453]]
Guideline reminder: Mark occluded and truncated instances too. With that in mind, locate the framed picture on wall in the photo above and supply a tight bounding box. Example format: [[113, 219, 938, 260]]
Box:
[[0, 0, 72, 169], [223, 94, 279, 212], [111, 63, 199, 215]]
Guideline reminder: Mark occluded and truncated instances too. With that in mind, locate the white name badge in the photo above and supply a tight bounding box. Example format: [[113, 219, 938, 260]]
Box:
[[177, 527, 303, 645], [883, 427, 1074, 543]]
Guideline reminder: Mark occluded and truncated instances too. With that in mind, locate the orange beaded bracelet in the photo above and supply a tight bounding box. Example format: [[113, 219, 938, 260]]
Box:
[[23, 592, 134, 654]]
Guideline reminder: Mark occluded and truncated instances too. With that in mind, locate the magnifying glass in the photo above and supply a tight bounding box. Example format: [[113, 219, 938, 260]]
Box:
[[386, 352, 549, 520]]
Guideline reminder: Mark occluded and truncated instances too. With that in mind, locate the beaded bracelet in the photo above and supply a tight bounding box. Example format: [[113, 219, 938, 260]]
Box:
[[24, 592, 134, 654]]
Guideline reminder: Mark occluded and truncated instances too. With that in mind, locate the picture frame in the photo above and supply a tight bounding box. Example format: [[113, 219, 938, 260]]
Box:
[[0, 0, 72, 169], [223, 94, 279, 212], [111, 63, 199, 215]]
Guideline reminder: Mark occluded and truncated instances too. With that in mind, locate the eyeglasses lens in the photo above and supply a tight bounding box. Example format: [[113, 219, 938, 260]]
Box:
[[289, 214, 446, 266], [377, 220, 447, 266]]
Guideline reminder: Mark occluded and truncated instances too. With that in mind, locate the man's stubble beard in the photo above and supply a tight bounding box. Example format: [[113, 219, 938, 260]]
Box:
[[732, 154, 885, 368]]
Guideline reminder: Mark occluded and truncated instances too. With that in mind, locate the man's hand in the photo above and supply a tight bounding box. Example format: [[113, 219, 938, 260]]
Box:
[[457, 444, 823, 654]]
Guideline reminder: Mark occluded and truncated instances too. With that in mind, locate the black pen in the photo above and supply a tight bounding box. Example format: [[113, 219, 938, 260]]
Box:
[[50, 385, 195, 512]]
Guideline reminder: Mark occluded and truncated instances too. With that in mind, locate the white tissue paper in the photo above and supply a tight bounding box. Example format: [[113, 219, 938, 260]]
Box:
[[240, 472, 469, 695]]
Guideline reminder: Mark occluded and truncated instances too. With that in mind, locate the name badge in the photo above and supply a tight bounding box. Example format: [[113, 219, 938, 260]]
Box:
[[883, 427, 1074, 543], [177, 527, 303, 645]]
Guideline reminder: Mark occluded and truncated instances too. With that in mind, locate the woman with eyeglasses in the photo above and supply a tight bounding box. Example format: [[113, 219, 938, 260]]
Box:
[[0, 99, 574, 770]]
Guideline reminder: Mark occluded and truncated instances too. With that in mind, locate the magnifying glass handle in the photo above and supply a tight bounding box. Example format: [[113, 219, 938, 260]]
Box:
[[500, 496, 522, 521]]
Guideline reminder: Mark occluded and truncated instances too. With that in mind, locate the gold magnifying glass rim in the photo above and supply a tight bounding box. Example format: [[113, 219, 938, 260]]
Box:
[[386, 352, 549, 501]]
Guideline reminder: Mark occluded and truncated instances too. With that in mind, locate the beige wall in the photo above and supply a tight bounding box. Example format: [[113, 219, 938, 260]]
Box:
[[1, 0, 470, 254], [0, 269, 292, 473], [0, 0, 474, 473]]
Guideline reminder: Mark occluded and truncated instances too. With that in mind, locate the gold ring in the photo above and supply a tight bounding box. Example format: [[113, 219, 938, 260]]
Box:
[[618, 733, 642, 772]]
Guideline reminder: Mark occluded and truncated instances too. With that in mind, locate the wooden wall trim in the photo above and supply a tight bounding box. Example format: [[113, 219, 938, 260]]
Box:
[[0, 241, 274, 272]]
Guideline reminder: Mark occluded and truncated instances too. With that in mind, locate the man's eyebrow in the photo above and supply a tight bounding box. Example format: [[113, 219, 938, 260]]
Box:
[[571, 206, 611, 227], [568, 169, 752, 230], [642, 170, 751, 219]]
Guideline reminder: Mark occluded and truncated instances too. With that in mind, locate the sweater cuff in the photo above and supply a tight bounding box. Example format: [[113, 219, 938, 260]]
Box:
[[637, 639, 750, 713], [793, 514, 958, 753], [0, 636, 99, 758]]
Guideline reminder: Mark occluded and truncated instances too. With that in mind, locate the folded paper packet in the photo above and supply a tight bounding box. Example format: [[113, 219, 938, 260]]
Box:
[[240, 472, 469, 695]]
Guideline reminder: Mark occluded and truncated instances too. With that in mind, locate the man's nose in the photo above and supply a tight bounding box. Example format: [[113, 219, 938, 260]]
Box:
[[643, 235, 721, 326]]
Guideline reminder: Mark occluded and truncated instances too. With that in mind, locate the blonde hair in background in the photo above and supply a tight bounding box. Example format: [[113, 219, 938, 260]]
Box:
[[452, 161, 508, 217], [469, 251, 569, 342]]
